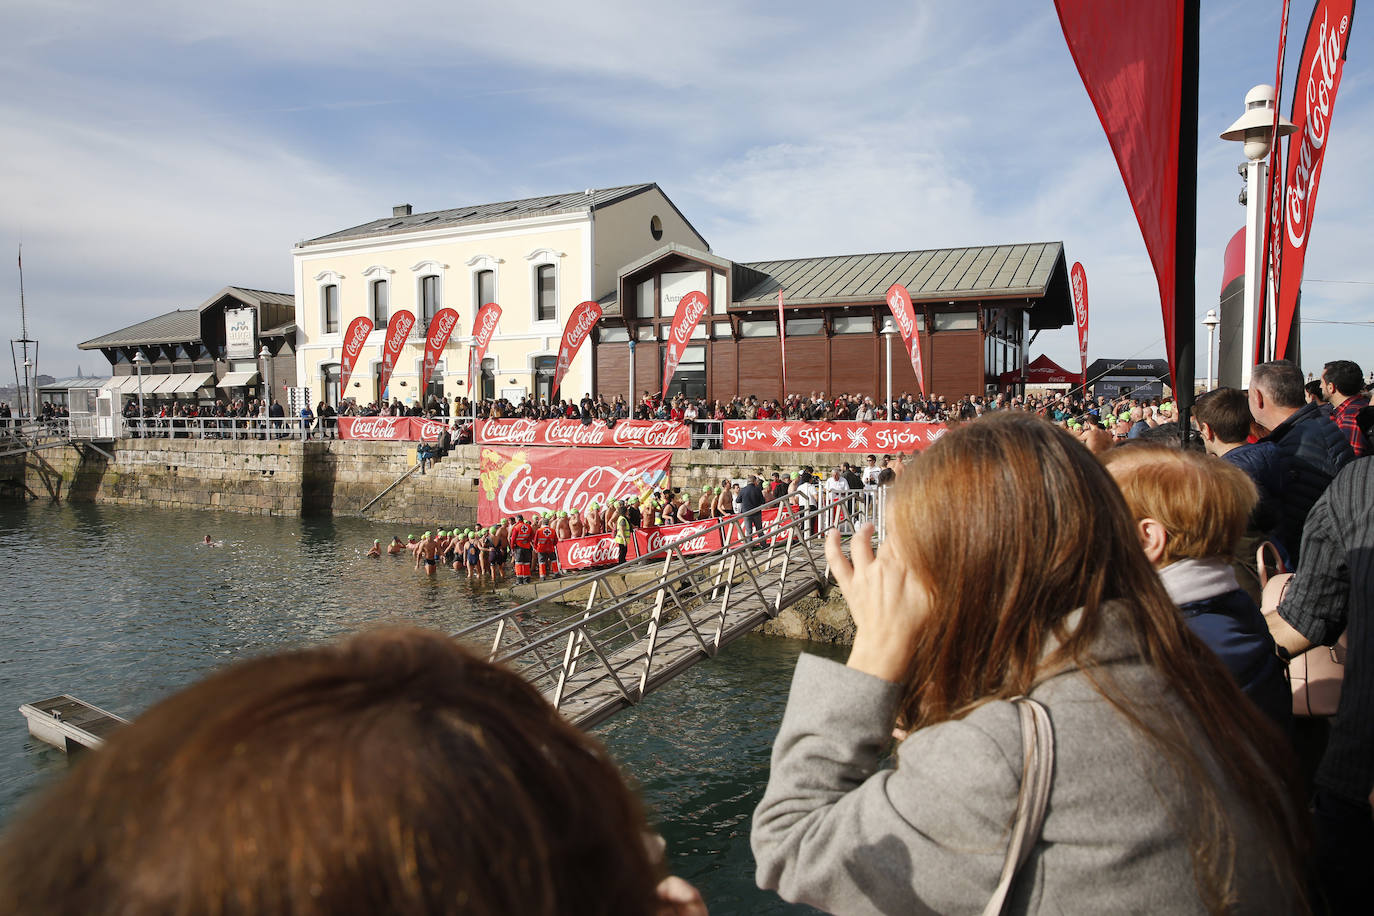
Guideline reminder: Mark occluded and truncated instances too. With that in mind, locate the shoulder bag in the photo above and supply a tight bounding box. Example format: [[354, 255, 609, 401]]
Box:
[[1256, 542, 1346, 717], [982, 696, 1055, 916]]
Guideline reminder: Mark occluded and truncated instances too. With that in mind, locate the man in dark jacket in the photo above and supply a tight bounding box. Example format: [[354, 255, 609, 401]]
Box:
[[1249, 360, 1354, 563], [738, 474, 766, 540]]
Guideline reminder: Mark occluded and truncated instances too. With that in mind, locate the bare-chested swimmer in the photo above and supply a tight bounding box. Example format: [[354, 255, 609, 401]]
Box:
[[367, 539, 382, 558], [388, 536, 405, 555], [413, 531, 440, 577]]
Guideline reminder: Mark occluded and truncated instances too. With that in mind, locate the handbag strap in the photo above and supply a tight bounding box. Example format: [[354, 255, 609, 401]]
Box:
[[982, 697, 1055, 916]]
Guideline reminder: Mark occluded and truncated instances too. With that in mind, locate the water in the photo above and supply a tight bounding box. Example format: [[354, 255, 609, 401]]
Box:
[[0, 500, 835, 913]]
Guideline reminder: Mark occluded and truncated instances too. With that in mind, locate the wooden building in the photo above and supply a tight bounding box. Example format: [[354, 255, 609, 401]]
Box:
[[592, 242, 1073, 402]]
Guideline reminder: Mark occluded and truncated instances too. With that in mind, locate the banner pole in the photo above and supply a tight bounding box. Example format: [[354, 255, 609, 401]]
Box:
[[1174, 0, 1200, 445]]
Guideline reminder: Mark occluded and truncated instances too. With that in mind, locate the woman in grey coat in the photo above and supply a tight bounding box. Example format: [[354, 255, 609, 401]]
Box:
[[752, 413, 1309, 915]]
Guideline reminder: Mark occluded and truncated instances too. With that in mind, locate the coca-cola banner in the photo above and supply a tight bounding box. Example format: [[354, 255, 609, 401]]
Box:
[[475, 418, 691, 449], [1277, 0, 1355, 360], [552, 300, 602, 398], [661, 290, 708, 401], [721, 421, 946, 454], [468, 302, 502, 394], [337, 416, 450, 442], [1069, 262, 1089, 383], [634, 519, 732, 559], [339, 316, 374, 395], [377, 310, 416, 400], [476, 447, 672, 526], [885, 283, 925, 396], [557, 532, 638, 571], [420, 308, 459, 394]]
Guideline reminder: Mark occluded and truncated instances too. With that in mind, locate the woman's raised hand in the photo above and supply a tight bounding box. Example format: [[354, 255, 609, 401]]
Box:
[[825, 523, 932, 683]]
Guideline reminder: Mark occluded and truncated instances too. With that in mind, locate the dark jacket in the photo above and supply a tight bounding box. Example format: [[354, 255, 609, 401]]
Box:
[[1177, 589, 1293, 737], [1264, 402, 1354, 562], [738, 482, 765, 515]]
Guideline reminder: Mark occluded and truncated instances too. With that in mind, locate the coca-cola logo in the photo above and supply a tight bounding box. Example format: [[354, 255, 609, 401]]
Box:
[[429, 310, 457, 342], [611, 421, 687, 448], [347, 417, 402, 439], [670, 294, 708, 346], [474, 307, 501, 347], [415, 419, 446, 440], [566, 537, 619, 566], [1287, 9, 1348, 250], [384, 313, 415, 361], [480, 419, 540, 445], [344, 320, 371, 360], [566, 305, 600, 343], [887, 286, 916, 338], [495, 462, 653, 517]]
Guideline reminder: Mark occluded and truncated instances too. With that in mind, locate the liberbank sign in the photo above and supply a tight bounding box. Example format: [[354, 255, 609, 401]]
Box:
[[225, 308, 257, 360]]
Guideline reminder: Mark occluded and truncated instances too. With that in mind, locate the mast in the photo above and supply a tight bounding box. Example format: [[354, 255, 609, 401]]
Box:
[[11, 245, 38, 418]]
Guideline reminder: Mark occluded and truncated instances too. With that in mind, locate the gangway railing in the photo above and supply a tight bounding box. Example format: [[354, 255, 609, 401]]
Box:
[[451, 486, 888, 729]]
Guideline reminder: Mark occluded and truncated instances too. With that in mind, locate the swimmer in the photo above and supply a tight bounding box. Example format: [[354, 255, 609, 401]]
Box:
[[413, 531, 439, 577], [367, 539, 382, 558], [387, 536, 405, 556]]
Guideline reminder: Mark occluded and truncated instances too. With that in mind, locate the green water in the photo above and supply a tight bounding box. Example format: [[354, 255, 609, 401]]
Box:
[[0, 500, 836, 913]]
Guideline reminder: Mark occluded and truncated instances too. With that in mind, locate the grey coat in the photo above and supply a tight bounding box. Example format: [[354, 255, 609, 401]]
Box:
[[752, 611, 1291, 915]]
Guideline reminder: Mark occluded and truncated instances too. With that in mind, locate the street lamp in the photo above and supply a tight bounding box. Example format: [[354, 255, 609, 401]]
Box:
[[1220, 84, 1296, 387], [22, 358, 32, 420], [880, 318, 897, 420], [132, 351, 147, 436], [1202, 309, 1220, 391], [259, 344, 272, 438], [627, 337, 637, 413]]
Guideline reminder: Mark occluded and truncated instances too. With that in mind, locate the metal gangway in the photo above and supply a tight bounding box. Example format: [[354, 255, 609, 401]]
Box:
[[451, 487, 887, 729]]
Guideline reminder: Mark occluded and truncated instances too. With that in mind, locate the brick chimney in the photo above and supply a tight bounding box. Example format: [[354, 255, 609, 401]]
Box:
[[393, 204, 412, 217]]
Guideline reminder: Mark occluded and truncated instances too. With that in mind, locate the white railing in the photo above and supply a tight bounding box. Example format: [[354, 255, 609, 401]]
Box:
[[121, 416, 336, 441]]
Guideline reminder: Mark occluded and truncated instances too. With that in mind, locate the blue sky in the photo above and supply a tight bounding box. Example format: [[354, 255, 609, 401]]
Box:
[[3, 0, 1370, 384]]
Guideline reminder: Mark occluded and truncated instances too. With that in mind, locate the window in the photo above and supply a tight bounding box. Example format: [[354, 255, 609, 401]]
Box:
[[375, 365, 389, 404], [600, 326, 629, 343], [833, 316, 872, 334], [662, 345, 706, 399], [322, 284, 339, 334], [475, 269, 494, 311], [322, 364, 341, 407], [636, 278, 655, 319], [534, 355, 557, 402], [660, 271, 706, 318], [739, 319, 776, 338], [480, 357, 496, 401], [371, 280, 389, 327], [650, 215, 663, 241], [424, 361, 445, 406], [420, 275, 440, 324], [536, 264, 556, 322], [933, 311, 978, 331], [785, 318, 825, 336]]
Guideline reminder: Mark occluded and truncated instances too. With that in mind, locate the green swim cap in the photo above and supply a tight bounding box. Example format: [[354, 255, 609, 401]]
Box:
[[791, 471, 800, 478], [558, 511, 567, 518], [423, 531, 431, 538]]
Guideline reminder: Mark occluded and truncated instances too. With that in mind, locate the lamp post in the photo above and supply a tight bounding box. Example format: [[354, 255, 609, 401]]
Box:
[[627, 337, 636, 413], [22, 358, 32, 422], [880, 319, 897, 420], [1202, 308, 1220, 391], [132, 351, 147, 436], [1220, 84, 1296, 388], [259, 344, 272, 437]]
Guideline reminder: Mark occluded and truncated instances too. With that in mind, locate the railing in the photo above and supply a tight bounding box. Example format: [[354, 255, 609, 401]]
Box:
[[450, 487, 882, 728], [690, 418, 722, 449], [121, 416, 336, 441]]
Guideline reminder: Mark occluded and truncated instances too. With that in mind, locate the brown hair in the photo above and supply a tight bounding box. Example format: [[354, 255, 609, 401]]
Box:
[[0, 628, 659, 916], [1191, 387, 1252, 443], [884, 412, 1306, 912], [1102, 444, 1258, 563]]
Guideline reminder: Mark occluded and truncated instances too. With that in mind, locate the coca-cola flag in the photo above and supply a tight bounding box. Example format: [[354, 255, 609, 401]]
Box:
[[1069, 262, 1089, 383], [418, 308, 459, 394], [475, 418, 691, 449], [722, 420, 946, 454], [468, 302, 502, 395], [338, 316, 374, 396], [1260, 0, 1292, 364], [552, 300, 602, 398], [661, 290, 708, 401], [885, 283, 925, 396], [1276, 0, 1355, 361], [1055, 0, 1185, 389], [557, 532, 638, 571], [377, 309, 416, 400], [476, 446, 672, 526]]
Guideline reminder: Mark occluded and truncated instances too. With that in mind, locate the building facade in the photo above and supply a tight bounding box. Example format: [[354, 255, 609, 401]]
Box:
[[292, 184, 707, 408]]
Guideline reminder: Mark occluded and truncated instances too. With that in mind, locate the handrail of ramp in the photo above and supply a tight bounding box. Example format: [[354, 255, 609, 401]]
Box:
[[451, 485, 889, 728]]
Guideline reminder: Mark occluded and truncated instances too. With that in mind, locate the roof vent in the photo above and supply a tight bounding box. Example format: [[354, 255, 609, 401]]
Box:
[[393, 204, 413, 217], [585, 188, 594, 196]]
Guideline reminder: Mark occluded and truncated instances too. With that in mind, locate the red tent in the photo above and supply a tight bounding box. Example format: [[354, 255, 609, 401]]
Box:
[[999, 354, 1084, 387]]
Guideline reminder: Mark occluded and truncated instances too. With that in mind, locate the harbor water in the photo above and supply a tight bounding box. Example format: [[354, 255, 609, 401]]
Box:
[[0, 500, 835, 913]]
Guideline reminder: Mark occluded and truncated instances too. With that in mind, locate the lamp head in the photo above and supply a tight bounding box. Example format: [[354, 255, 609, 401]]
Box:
[[1220, 84, 1296, 161]]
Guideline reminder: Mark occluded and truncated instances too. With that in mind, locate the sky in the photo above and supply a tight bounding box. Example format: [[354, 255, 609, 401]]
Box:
[[3, 0, 1371, 385]]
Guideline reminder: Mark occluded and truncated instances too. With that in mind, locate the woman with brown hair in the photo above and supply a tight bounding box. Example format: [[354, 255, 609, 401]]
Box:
[[0, 628, 704, 916], [752, 412, 1308, 914]]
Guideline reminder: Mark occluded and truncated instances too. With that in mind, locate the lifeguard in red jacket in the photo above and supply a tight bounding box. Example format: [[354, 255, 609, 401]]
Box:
[[532, 515, 560, 579], [511, 515, 535, 584]]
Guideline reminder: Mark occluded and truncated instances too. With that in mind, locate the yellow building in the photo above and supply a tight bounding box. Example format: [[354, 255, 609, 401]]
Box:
[[292, 184, 707, 408]]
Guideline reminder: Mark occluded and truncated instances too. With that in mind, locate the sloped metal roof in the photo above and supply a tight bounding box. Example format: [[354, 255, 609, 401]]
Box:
[[200, 286, 294, 310], [78, 310, 202, 350], [300, 184, 665, 246]]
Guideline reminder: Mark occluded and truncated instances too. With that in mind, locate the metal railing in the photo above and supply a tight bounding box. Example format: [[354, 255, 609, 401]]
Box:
[[450, 487, 883, 728], [121, 416, 335, 441]]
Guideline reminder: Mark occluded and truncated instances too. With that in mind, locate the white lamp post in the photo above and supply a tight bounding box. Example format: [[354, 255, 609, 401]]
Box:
[[132, 351, 147, 435], [259, 344, 272, 437], [881, 318, 898, 420], [1220, 84, 1296, 387], [1202, 309, 1220, 390], [22, 358, 32, 421], [627, 337, 637, 414]]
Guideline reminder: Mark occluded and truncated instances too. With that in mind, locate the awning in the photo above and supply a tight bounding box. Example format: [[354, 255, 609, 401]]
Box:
[[147, 374, 187, 395], [104, 376, 141, 394], [217, 370, 260, 388], [998, 354, 1084, 387], [174, 372, 216, 393]]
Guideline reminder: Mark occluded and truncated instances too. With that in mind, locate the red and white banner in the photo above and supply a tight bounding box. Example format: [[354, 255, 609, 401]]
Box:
[[420, 307, 459, 394], [557, 532, 637, 571], [885, 283, 925, 396], [661, 290, 708, 400], [634, 519, 732, 559], [760, 505, 798, 544], [1069, 262, 1089, 384], [339, 316, 374, 395], [468, 302, 502, 394], [475, 418, 690, 449], [721, 420, 946, 454], [553, 300, 602, 398], [476, 447, 672, 526], [338, 416, 449, 442], [377, 309, 416, 400], [1276, 0, 1355, 361]]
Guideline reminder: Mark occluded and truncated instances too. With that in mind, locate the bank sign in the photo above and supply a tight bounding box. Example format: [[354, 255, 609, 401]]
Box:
[[224, 308, 257, 359]]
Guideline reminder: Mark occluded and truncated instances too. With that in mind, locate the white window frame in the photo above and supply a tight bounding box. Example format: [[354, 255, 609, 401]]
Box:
[[362, 265, 394, 332], [313, 270, 345, 338], [466, 254, 503, 332], [526, 247, 564, 328], [411, 259, 448, 336]]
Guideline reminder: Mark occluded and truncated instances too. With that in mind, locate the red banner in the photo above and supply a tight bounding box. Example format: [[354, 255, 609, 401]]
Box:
[[634, 519, 732, 559], [662, 290, 708, 400], [1277, 0, 1355, 360], [1261, 0, 1292, 364], [557, 532, 637, 571], [475, 418, 690, 449], [339, 316, 374, 395], [553, 300, 602, 398], [722, 420, 946, 454], [420, 307, 459, 394], [338, 416, 449, 442], [476, 447, 671, 526], [1069, 262, 1089, 384], [468, 302, 502, 394], [885, 283, 925, 396], [377, 309, 416, 400]]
